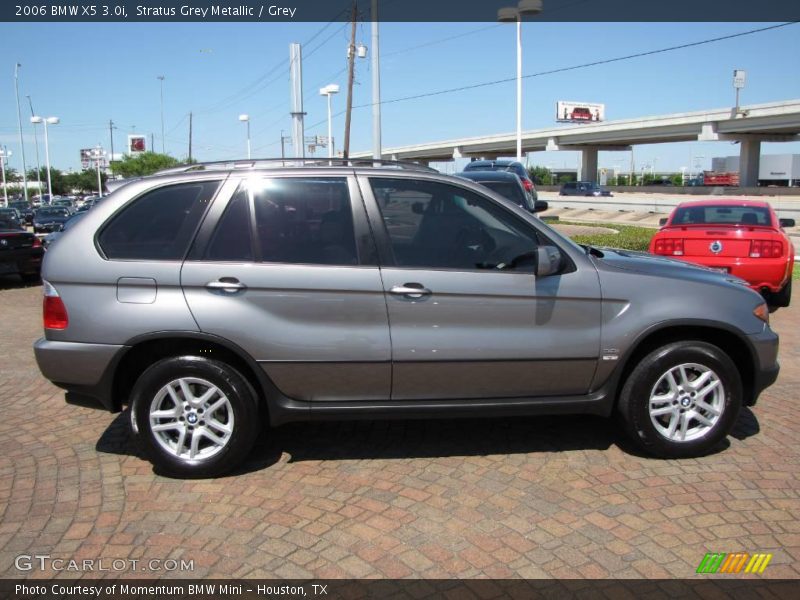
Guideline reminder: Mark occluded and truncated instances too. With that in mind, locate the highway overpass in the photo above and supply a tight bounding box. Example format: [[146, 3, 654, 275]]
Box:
[[352, 99, 800, 186]]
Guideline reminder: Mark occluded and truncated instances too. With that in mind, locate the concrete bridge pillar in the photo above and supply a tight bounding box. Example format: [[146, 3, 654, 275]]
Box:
[[580, 148, 599, 183], [739, 139, 761, 187]]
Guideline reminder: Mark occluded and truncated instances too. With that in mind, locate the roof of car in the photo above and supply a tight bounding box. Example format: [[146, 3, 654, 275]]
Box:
[[674, 199, 771, 209], [465, 160, 520, 167], [455, 171, 522, 182]]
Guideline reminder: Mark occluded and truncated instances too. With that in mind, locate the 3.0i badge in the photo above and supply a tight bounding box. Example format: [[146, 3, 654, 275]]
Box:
[[709, 240, 723, 254]]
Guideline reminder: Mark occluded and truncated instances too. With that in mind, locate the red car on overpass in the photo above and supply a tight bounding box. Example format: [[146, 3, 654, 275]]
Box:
[[649, 200, 795, 309]]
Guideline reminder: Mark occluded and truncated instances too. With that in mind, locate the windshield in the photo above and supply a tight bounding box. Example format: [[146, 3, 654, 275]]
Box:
[[671, 205, 772, 226]]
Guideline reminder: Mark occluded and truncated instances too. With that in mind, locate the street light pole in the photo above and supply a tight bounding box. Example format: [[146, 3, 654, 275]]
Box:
[[238, 114, 251, 159], [26, 96, 43, 200], [31, 116, 58, 201], [498, 1, 543, 163], [0, 148, 10, 206], [92, 146, 104, 197], [157, 75, 165, 154], [320, 84, 340, 161], [14, 63, 30, 203]]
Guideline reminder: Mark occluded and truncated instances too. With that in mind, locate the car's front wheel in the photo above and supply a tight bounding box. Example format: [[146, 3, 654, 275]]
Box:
[[618, 341, 741, 458], [130, 356, 261, 478]]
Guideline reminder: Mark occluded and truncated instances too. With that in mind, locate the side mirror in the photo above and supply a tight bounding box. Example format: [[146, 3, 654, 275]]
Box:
[[535, 245, 563, 278], [533, 200, 549, 213], [658, 218, 668, 226], [779, 218, 795, 228]]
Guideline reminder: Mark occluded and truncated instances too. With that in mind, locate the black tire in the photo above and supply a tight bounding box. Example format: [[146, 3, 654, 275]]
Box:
[[617, 341, 741, 458], [130, 356, 261, 478], [768, 278, 791, 310]]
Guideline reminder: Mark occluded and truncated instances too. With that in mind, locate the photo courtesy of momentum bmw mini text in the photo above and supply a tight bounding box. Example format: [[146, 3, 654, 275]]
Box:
[[1, 0, 799, 599]]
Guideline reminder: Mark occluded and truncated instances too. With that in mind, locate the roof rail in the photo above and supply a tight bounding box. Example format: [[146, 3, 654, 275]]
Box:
[[154, 158, 439, 175]]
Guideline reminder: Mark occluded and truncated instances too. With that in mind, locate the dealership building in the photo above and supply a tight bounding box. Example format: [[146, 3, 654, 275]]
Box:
[[711, 154, 800, 186]]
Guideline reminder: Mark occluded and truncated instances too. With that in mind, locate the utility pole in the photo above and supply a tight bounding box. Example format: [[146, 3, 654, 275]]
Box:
[[371, 0, 381, 160], [289, 43, 306, 158], [109, 120, 115, 162], [14, 63, 29, 203], [157, 75, 165, 153], [342, 0, 358, 160], [27, 96, 42, 197], [150, 133, 155, 152], [188, 112, 193, 162]]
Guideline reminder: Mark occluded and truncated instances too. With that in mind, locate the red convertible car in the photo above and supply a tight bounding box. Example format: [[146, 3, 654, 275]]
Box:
[[649, 200, 795, 308]]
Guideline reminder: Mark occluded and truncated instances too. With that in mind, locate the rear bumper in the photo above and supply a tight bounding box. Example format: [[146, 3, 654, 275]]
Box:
[[34, 338, 126, 411], [0, 248, 43, 275], [666, 255, 791, 292]]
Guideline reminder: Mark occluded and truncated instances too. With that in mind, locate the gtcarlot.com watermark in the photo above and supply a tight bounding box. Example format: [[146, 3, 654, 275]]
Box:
[[15, 554, 194, 573]]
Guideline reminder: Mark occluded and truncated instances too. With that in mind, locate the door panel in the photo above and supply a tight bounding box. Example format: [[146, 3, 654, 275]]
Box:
[[363, 175, 602, 401], [182, 176, 391, 402]]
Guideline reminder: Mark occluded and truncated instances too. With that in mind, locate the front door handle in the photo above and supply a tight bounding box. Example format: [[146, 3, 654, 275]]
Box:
[[389, 283, 431, 299], [205, 277, 247, 293]]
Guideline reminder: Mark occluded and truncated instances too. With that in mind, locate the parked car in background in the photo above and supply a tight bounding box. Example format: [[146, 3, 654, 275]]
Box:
[[33, 206, 71, 234], [0, 220, 43, 281], [463, 160, 538, 200], [9, 201, 35, 225], [455, 171, 547, 216], [42, 212, 87, 250], [0, 208, 25, 231], [35, 160, 780, 477], [52, 198, 75, 213], [560, 181, 613, 197], [650, 200, 795, 309]]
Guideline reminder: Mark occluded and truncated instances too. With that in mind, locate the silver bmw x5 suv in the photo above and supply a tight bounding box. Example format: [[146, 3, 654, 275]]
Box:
[[34, 160, 780, 478]]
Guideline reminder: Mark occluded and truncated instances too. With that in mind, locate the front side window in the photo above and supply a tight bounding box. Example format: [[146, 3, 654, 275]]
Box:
[[370, 178, 539, 271], [98, 180, 219, 260], [247, 177, 358, 266]]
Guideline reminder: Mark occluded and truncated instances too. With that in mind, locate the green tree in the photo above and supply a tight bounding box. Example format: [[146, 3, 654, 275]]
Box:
[[63, 169, 107, 193], [109, 152, 180, 178], [5, 168, 21, 183], [27, 167, 67, 195], [527, 165, 553, 186]]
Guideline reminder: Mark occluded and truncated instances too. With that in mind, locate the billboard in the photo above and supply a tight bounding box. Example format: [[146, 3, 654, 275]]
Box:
[[128, 135, 146, 154], [556, 101, 605, 123], [80, 148, 107, 169]]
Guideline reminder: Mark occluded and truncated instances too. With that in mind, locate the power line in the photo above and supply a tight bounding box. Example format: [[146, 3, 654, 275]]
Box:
[[305, 22, 800, 132]]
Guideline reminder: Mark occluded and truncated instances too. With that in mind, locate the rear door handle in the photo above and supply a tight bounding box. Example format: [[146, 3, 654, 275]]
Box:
[[389, 283, 431, 299], [205, 277, 247, 293]]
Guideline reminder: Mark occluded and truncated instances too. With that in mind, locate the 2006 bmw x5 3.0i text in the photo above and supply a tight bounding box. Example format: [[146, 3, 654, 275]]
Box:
[[34, 160, 779, 478]]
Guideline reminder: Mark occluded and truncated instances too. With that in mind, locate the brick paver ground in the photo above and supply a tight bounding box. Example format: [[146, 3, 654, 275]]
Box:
[[1, 276, 798, 579]]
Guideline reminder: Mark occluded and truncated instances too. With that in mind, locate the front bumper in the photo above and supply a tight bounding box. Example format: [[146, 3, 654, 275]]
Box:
[[34, 338, 126, 411], [747, 326, 780, 406]]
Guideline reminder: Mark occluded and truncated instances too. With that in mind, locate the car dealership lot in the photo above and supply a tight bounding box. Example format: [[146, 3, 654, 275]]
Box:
[[1, 280, 799, 579]]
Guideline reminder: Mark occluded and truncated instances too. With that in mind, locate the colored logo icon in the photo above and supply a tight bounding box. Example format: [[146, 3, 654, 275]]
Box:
[[697, 552, 772, 574]]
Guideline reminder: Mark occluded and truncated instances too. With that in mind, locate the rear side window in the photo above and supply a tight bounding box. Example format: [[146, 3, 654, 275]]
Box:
[[98, 181, 220, 260], [249, 177, 358, 266]]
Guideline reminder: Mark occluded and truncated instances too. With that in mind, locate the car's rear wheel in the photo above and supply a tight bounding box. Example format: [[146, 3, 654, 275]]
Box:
[[130, 356, 260, 478], [618, 341, 741, 458]]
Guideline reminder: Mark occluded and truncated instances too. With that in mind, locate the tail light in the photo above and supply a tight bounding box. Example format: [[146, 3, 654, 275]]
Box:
[[522, 178, 533, 192], [32, 237, 42, 248], [43, 280, 69, 330], [749, 239, 783, 258], [653, 238, 684, 256]]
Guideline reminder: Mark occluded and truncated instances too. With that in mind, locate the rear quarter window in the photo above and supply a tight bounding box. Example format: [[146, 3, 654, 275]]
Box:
[[98, 181, 220, 261]]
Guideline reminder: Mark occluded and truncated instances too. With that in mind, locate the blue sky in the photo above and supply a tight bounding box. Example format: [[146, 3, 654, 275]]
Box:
[[1, 20, 799, 174]]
